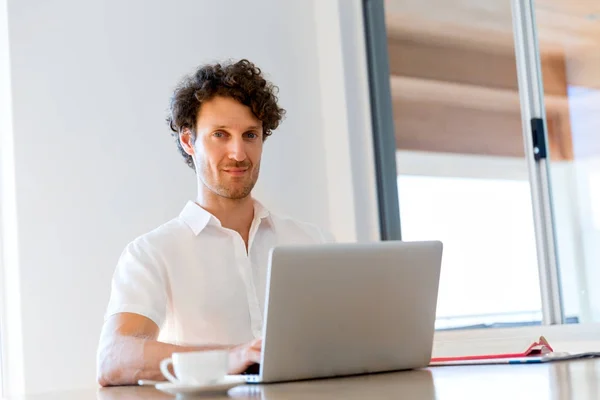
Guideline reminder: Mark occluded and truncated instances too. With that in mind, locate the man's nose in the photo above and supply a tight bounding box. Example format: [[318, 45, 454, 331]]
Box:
[[228, 138, 247, 162]]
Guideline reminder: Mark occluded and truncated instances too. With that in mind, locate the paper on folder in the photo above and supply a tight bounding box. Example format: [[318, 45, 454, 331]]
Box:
[[429, 335, 600, 366], [429, 335, 554, 365]]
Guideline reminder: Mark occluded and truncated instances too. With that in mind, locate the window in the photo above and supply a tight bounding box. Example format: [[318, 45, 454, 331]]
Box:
[[396, 152, 547, 329], [398, 174, 541, 329], [364, 0, 595, 328]]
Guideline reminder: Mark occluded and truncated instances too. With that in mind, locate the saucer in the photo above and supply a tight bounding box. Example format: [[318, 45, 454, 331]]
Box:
[[155, 376, 247, 396]]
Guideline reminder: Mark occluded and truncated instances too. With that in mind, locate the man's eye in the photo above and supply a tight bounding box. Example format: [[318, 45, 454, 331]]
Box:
[[214, 131, 225, 138], [246, 132, 258, 139]]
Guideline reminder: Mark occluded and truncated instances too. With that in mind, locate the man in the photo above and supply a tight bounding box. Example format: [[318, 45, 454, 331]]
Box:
[[96, 59, 332, 386]]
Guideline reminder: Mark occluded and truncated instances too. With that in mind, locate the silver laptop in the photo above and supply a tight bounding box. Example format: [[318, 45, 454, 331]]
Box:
[[241, 240, 443, 383]]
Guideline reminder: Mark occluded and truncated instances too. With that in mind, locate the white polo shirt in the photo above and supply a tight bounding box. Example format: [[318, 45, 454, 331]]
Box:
[[104, 200, 332, 346]]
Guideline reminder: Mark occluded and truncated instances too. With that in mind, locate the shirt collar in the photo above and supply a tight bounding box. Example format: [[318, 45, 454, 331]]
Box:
[[179, 200, 271, 236]]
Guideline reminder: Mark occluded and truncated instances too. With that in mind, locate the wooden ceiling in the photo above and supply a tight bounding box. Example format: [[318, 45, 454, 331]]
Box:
[[385, 0, 600, 48], [385, 0, 600, 161]]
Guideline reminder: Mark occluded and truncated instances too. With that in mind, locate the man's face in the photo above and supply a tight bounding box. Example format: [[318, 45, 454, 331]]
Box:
[[184, 96, 264, 200]]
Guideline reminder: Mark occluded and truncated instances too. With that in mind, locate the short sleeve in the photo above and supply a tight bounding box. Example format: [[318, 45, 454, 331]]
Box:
[[320, 229, 337, 244], [104, 238, 168, 328]]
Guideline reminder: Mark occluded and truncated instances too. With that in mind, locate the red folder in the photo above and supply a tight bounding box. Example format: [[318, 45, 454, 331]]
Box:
[[430, 336, 554, 365]]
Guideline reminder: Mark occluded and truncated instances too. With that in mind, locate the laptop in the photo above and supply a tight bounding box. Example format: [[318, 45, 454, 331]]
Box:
[[241, 240, 443, 383]]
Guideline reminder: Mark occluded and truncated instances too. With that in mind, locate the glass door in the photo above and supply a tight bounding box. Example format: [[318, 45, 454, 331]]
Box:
[[530, 0, 600, 324], [380, 0, 545, 329]]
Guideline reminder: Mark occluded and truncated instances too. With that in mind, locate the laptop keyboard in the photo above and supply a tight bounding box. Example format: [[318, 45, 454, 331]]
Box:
[[242, 363, 261, 375]]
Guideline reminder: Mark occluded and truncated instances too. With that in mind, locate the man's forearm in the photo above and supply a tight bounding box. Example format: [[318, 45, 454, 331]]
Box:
[[97, 335, 230, 386]]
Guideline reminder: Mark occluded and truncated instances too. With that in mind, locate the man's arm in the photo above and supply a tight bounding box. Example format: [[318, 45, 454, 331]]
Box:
[[96, 313, 261, 387]]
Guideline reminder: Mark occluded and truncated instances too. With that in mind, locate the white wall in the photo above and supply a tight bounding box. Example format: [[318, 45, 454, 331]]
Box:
[[314, 0, 381, 244], [1, 0, 26, 396], [0, 0, 379, 395]]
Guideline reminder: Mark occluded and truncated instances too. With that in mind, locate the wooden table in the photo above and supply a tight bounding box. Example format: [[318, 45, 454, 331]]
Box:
[[5, 359, 600, 399]]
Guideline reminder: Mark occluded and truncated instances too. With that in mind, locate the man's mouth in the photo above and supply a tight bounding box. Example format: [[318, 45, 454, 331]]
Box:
[[223, 168, 248, 176]]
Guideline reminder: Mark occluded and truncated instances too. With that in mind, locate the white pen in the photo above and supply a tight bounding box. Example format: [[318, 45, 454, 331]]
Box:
[[137, 379, 163, 386]]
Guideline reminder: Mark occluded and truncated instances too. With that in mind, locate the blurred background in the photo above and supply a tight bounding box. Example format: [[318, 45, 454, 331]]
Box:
[[385, 0, 600, 329]]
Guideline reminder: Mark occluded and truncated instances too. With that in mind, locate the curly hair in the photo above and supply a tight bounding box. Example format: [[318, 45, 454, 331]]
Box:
[[166, 59, 286, 169]]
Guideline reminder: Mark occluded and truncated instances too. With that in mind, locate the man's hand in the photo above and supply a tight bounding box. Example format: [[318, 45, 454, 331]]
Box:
[[97, 313, 238, 386], [228, 338, 262, 374]]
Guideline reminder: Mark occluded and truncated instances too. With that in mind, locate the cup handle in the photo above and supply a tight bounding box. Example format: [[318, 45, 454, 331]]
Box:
[[159, 358, 179, 383]]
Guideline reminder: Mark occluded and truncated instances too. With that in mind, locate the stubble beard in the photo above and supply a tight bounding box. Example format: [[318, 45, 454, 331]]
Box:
[[201, 162, 260, 201]]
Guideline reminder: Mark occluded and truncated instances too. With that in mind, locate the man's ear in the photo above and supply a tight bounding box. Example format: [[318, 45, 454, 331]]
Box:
[[179, 128, 195, 157]]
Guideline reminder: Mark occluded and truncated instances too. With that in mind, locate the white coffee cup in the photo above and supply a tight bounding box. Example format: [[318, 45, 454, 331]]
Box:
[[159, 350, 229, 385]]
